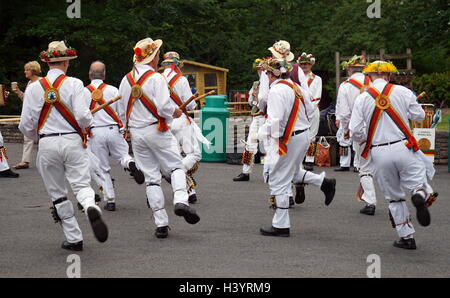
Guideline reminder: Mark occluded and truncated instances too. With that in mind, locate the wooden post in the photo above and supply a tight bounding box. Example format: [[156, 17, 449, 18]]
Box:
[[380, 48, 385, 60], [335, 51, 341, 93], [406, 48, 412, 70]]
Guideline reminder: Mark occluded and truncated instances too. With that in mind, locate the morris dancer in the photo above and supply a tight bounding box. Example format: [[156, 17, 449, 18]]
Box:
[[84, 61, 144, 212], [350, 61, 437, 249], [336, 55, 377, 215], [233, 58, 266, 182], [161, 52, 210, 203], [19, 41, 108, 251], [119, 38, 200, 239], [258, 58, 336, 237], [297, 53, 322, 171]]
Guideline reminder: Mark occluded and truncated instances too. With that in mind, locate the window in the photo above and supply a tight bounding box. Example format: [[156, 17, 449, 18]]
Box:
[[204, 73, 218, 87]]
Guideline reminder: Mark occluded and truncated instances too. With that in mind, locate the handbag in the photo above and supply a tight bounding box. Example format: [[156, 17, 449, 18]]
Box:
[[315, 136, 331, 167]]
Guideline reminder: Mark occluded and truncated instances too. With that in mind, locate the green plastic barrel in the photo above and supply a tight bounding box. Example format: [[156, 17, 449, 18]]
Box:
[[200, 95, 229, 162]]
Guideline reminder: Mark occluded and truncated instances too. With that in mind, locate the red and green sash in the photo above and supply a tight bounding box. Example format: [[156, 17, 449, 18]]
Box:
[[38, 75, 88, 148], [125, 70, 169, 132], [276, 80, 303, 156], [348, 75, 371, 94], [361, 83, 419, 159], [86, 83, 123, 128], [168, 73, 192, 123]]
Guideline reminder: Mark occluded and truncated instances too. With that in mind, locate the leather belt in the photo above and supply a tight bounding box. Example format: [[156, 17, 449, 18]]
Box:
[[91, 124, 119, 129], [39, 132, 77, 139], [371, 138, 407, 148], [292, 129, 307, 137]]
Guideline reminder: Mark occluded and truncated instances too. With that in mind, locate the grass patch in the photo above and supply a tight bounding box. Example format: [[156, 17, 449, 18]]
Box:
[[436, 114, 449, 131]]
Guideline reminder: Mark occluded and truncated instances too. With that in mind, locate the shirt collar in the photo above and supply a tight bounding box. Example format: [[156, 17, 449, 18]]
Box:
[[47, 68, 64, 77], [350, 72, 363, 79], [373, 78, 388, 84], [91, 79, 104, 86], [270, 78, 283, 88]]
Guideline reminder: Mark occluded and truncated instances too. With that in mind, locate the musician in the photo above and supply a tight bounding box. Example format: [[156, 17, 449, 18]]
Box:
[[19, 41, 109, 251], [118, 38, 200, 239], [350, 61, 437, 249], [258, 58, 336, 237]]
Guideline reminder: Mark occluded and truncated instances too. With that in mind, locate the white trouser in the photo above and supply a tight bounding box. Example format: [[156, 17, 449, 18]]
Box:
[[265, 132, 325, 229], [130, 125, 189, 227], [37, 134, 99, 243], [371, 141, 433, 238], [0, 131, 9, 171], [171, 116, 202, 172], [243, 116, 265, 174], [89, 125, 133, 201], [305, 106, 320, 162], [354, 142, 376, 206], [336, 126, 352, 167], [21, 135, 34, 163], [353, 141, 361, 169]]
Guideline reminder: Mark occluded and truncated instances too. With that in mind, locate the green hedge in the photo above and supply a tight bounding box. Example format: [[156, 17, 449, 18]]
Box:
[[413, 72, 450, 107]]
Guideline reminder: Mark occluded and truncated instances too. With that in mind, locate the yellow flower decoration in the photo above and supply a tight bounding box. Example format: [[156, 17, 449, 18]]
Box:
[[363, 61, 399, 74]]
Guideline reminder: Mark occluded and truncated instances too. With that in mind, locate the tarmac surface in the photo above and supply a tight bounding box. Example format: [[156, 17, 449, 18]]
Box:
[[1, 142, 449, 278]]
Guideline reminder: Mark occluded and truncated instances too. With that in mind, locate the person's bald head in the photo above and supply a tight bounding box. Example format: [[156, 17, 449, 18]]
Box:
[[89, 61, 106, 80]]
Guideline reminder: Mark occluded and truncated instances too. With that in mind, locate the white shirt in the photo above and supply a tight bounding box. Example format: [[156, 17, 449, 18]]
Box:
[[19, 69, 93, 141], [335, 72, 367, 130], [118, 65, 175, 129], [257, 71, 270, 113], [306, 72, 322, 106], [83, 79, 123, 127], [349, 78, 425, 145], [260, 78, 314, 138], [163, 68, 196, 111]]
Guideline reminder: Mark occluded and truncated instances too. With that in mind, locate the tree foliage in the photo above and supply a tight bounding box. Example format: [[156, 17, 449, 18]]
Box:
[[1, 0, 449, 114]]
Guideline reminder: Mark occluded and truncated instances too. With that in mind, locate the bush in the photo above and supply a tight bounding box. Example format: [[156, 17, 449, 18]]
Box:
[[412, 72, 450, 108]]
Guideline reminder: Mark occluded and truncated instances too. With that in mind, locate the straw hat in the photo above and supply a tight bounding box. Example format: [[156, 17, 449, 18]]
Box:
[[363, 61, 399, 74], [39, 41, 77, 63], [341, 55, 367, 70], [297, 52, 316, 65], [161, 51, 184, 68], [268, 40, 295, 62], [262, 57, 293, 76], [133, 38, 163, 65]]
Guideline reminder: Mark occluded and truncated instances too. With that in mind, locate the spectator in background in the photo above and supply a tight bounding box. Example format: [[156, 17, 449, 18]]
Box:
[[11, 61, 42, 169]]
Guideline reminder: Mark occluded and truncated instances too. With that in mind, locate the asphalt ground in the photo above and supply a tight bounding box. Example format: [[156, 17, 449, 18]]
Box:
[[0, 142, 449, 278]]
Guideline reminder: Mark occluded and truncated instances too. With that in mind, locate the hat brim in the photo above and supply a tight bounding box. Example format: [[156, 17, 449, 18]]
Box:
[[134, 39, 163, 65], [41, 56, 77, 63], [161, 58, 184, 68], [268, 47, 295, 62]]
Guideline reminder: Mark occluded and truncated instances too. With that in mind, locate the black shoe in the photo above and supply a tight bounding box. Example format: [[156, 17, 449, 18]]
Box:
[[164, 175, 172, 184], [155, 226, 169, 239], [304, 163, 314, 172], [104, 202, 116, 212], [412, 193, 431, 227], [188, 193, 197, 204], [334, 167, 350, 172], [86, 207, 109, 243], [360, 204, 376, 216], [174, 203, 200, 225], [321, 178, 336, 206], [128, 161, 144, 185], [233, 173, 249, 182], [353, 167, 360, 173], [260, 226, 290, 237], [0, 169, 19, 178], [289, 197, 295, 208], [393, 238, 417, 250], [61, 240, 83, 251], [294, 184, 306, 204]]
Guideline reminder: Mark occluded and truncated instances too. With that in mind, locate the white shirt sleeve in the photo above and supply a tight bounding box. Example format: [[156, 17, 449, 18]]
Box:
[[312, 76, 322, 101], [18, 83, 40, 141], [72, 79, 93, 130], [257, 71, 270, 112], [263, 88, 285, 138], [118, 77, 129, 125], [335, 83, 347, 122], [406, 89, 425, 122], [349, 95, 367, 142]]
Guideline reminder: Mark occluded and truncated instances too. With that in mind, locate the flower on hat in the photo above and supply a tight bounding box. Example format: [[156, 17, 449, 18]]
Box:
[[341, 55, 368, 70], [253, 58, 264, 69], [297, 52, 316, 64], [363, 61, 399, 74], [134, 43, 158, 62], [39, 46, 77, 62], [262, 58, 293, 76]]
